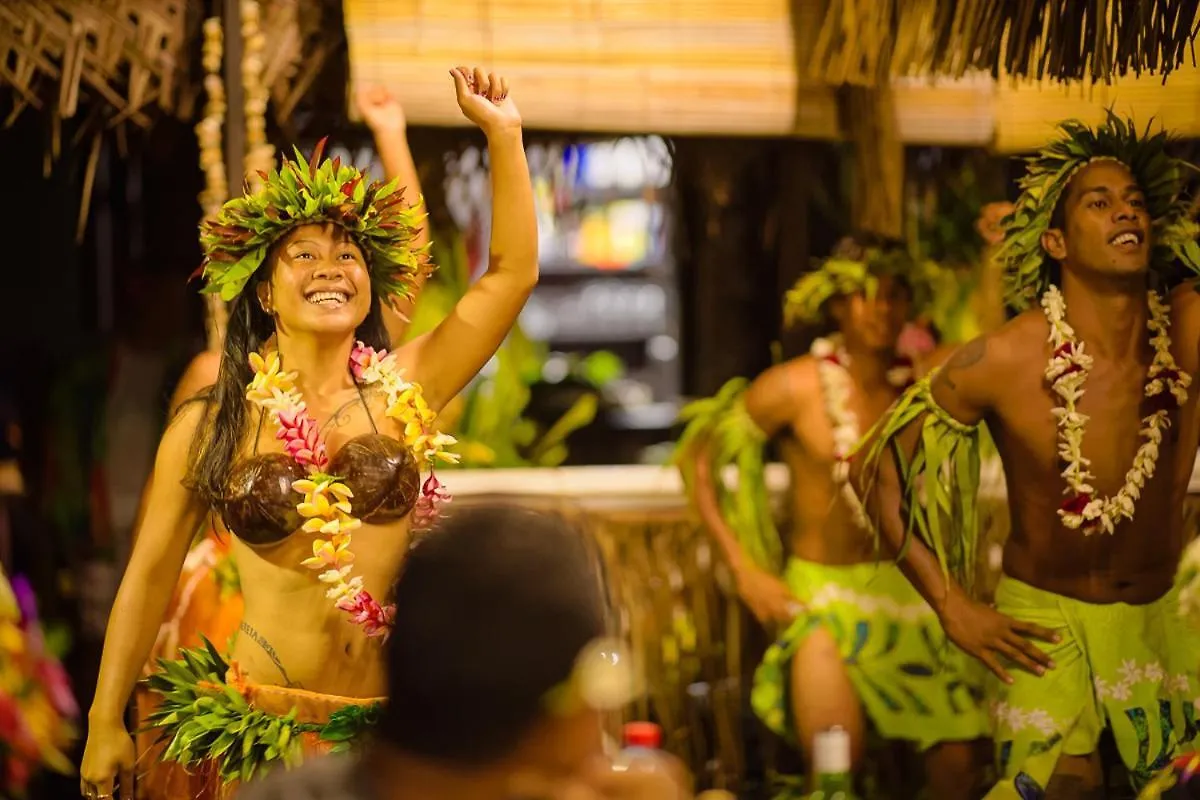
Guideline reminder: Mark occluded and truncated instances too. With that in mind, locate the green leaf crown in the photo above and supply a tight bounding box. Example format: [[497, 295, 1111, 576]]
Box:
[[997, 111, 1200, 311], [198, 137, 431, 303], [782, 238, 939, 328]]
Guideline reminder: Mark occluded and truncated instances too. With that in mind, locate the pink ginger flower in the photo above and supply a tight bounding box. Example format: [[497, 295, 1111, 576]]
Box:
[[276, 408, 328, 469], [0, 694, 37, 761], [34, 659, 78, 719], [413, 472, 452, 530], [336, 590, 395, 639]]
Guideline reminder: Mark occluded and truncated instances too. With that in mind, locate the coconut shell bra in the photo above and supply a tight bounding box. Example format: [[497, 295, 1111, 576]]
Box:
[[218, 405, 421, 545]]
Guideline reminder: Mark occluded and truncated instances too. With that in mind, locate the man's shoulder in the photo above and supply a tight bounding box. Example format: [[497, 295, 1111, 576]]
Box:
[[954, 310, 1045, 374], [762, 355, 820, 397], [738, 357, 817, 436], [238, 754, 368, 800]]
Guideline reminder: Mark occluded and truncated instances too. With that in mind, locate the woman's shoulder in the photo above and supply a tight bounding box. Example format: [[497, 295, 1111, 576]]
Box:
[[169, 351, 222, 415]]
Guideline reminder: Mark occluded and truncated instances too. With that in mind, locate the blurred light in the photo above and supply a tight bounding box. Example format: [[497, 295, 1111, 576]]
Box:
[[542, 353, 570, 384], [647, 335, 678, 362]]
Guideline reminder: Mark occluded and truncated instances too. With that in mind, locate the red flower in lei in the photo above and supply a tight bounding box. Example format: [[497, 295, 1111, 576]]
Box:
[[336, 591, 395, 640], [1060, 493, 1092, 516], [1145, 390, 1180, 415], [414, 473, 452, 529]]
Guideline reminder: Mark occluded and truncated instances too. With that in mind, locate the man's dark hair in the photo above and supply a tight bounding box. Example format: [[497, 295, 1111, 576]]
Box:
[[377, 503, 609, 766]]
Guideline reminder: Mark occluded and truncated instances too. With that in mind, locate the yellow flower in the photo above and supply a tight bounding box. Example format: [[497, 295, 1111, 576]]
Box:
[[301, 511, 362, 536], [247, 352, 297, 404], [299, 534, 356, 570], [0, 622, 24, 654], [293, 479, 354, 517]]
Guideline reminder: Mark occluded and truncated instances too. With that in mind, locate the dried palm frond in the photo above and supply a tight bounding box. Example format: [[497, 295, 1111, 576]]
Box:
[[806, 0, 1200, 86], [0, 1, 198, 134]]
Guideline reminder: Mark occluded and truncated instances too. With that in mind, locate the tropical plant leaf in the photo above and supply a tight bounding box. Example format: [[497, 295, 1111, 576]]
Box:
[[143, 644, 376, 784], [673, 378, 783, 574]]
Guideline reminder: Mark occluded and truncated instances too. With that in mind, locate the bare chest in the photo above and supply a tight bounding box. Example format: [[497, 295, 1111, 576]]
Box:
[[790, 379, 900, 466]]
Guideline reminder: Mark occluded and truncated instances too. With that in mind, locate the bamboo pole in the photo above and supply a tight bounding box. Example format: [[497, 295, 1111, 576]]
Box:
[[198, 18, 229, 353]]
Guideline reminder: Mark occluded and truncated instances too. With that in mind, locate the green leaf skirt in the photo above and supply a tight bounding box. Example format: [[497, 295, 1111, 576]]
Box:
[[138, 638, 384, 793]]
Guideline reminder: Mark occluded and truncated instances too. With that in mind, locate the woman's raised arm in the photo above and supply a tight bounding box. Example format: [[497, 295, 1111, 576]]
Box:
[[402, 67, 537, 412], [355, 84, 432, 347]]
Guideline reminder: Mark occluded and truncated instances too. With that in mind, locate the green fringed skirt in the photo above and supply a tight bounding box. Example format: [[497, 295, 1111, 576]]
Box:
[[138, 641, 383, 798]]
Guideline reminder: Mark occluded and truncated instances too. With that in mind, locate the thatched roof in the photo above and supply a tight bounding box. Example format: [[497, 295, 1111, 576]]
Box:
[[806, 0, 1200, 86], [0, 1, 332, 148], [0, 0, 199, 134]]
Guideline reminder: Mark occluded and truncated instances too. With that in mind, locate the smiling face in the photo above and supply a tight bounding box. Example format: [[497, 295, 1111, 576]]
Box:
[[1041, 160, 1151, 280], [258, 223, 372, 336]]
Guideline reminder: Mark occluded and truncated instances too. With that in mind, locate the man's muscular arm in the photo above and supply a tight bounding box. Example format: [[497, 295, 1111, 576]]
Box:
[[851, 333, 1056, 682], [856, 338, 992, 609], [689, 362, 809, 623]]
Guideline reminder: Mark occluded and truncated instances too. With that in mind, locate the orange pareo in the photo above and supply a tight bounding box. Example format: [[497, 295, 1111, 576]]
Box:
[[134, 529, 243, 800]]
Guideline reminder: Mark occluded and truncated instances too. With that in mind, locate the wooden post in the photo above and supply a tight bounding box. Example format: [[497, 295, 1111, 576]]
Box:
[[840, 86, 904, 241]]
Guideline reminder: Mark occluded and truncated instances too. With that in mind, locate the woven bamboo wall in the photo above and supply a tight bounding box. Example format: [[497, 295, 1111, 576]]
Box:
[[341, 0, 839, 137]]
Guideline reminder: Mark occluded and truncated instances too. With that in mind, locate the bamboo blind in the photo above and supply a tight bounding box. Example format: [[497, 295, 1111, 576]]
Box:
[[994, 64, 1200, 152], [341, 0, 839, 137]]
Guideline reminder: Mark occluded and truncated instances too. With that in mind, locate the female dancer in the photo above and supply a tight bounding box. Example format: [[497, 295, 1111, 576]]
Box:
[[80, 66, 534, 799], [128, 82, 432, 800]]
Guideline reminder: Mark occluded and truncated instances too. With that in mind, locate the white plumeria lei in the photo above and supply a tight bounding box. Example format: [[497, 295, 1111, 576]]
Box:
[[811, 336, 913, 529], [1041, 286, 1190, 535]]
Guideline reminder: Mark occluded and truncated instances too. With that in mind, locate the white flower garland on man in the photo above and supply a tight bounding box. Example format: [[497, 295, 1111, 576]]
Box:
[[811, 335, 913, 529], [993, 113, 1200, 538], [1042, 286, 1190, 535]]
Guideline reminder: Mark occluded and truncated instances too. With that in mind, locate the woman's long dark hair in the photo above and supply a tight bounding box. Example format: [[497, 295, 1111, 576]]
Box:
[[185, 257, 391, 507]]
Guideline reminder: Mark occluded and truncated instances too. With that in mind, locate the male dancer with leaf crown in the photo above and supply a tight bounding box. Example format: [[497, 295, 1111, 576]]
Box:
[[851, 114, 1200, 799], [676, 237, 989, 798]]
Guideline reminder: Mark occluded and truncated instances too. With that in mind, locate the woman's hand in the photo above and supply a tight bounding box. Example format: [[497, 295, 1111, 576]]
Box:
[[450, 66, 522, 137], [938, 591, 1059, 684], [80, 717, 136, 799], [355, 84, 407, 134], [733, 564, 803, 625]]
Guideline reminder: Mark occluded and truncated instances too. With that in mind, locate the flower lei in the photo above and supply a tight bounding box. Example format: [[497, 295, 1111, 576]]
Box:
[[246, 343, 457, 637], [1042, 286, 1190, 535], [811, 335, 913, 528]]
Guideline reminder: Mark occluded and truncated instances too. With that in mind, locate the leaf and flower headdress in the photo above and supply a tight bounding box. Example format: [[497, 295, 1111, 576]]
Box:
[[996, 111, 1200, 311], [197, 137, 431, 303], [782, 237, 939, 328]]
